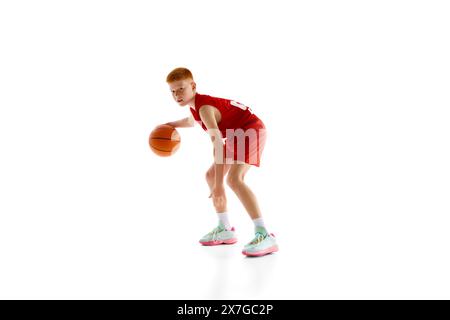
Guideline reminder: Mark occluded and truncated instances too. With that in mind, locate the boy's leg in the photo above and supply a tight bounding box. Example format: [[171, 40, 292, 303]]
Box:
[[199, 162, 236, 246], [205, 162, 232, 191], [227, 163, 278, 256], [205, 162, 231, 212], [226, 163, 260, 219]]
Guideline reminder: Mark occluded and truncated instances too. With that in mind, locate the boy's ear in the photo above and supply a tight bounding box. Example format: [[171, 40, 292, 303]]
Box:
[[192, 81, 196, 91]]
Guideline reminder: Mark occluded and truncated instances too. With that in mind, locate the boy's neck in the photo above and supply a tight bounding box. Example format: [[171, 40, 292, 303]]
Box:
[[188, 92, 197, 108]]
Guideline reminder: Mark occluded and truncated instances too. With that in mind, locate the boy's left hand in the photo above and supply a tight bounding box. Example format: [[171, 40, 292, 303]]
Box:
[[209, 184, 226, 208]]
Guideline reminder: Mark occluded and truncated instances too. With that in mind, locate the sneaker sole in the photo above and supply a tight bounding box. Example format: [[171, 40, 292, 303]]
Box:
[[199, 238, 238, 246], [242, 245, 278, 257]]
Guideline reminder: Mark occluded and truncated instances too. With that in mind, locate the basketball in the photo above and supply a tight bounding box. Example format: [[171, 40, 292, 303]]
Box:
[[149, 124, 181, 157]]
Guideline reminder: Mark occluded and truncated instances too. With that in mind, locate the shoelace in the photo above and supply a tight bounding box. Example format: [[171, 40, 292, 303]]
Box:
[[208, 226, 224, 241], [250, 232, 266, 245]]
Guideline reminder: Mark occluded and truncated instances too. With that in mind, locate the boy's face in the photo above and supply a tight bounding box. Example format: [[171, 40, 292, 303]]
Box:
[[169, 79, 196, 107]]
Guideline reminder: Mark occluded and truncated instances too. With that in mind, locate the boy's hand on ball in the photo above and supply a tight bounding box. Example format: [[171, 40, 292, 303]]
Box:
[[209, 184, 226, 208]]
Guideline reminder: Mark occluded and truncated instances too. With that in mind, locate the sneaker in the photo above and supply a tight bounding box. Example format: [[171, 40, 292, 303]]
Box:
[[242, 227, 278, 257], [199, 222, 238, 246]]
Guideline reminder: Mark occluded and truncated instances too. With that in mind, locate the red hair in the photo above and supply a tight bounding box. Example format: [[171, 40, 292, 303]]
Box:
[[166, 67, 194, 83]]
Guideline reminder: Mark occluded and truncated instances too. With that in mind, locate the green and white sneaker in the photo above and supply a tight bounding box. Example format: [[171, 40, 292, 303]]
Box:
[[242, 227, 278, 257], [199, 222, 238, 246]]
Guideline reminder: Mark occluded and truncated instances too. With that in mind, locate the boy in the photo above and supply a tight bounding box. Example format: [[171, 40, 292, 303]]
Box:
[[164, 67, 278, 257]]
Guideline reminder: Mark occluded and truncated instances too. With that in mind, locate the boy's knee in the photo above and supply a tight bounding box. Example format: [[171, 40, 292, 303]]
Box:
[[205, 168, 214, 183], [226, 175, 244, 189]]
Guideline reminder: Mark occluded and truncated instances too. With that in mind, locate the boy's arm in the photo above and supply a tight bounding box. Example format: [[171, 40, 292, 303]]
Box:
[[198, 105, 225, 186], [164, 114, 195, 128]]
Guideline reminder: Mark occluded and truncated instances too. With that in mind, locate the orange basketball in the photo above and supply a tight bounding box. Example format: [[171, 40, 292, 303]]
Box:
[[149, 124, 181, 157]]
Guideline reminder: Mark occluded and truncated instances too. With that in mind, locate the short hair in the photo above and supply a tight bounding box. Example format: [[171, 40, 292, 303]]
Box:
[[166, 67, 194, 83]]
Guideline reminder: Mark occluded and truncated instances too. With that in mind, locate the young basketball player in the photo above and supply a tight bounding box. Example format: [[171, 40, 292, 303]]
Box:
[[163, 67, 278, 257]]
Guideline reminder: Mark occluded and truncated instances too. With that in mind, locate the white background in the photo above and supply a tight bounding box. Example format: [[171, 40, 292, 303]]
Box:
[[0, 0, 449, 299]]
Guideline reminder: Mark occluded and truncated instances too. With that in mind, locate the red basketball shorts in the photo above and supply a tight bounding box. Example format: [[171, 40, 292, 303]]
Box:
[[222, 120, 267, 167]]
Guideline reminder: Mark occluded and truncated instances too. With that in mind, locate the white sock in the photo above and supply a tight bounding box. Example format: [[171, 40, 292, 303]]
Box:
[[253, 217, 266, 230], [217, 212, 231, 230]]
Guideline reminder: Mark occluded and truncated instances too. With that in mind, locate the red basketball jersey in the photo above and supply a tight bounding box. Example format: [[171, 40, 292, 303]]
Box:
[[190, 92, 267, 167], [189, 93, 262, 136]]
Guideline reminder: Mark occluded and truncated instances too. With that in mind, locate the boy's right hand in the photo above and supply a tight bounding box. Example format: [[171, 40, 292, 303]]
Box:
[[161, 117, 194, 128]]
